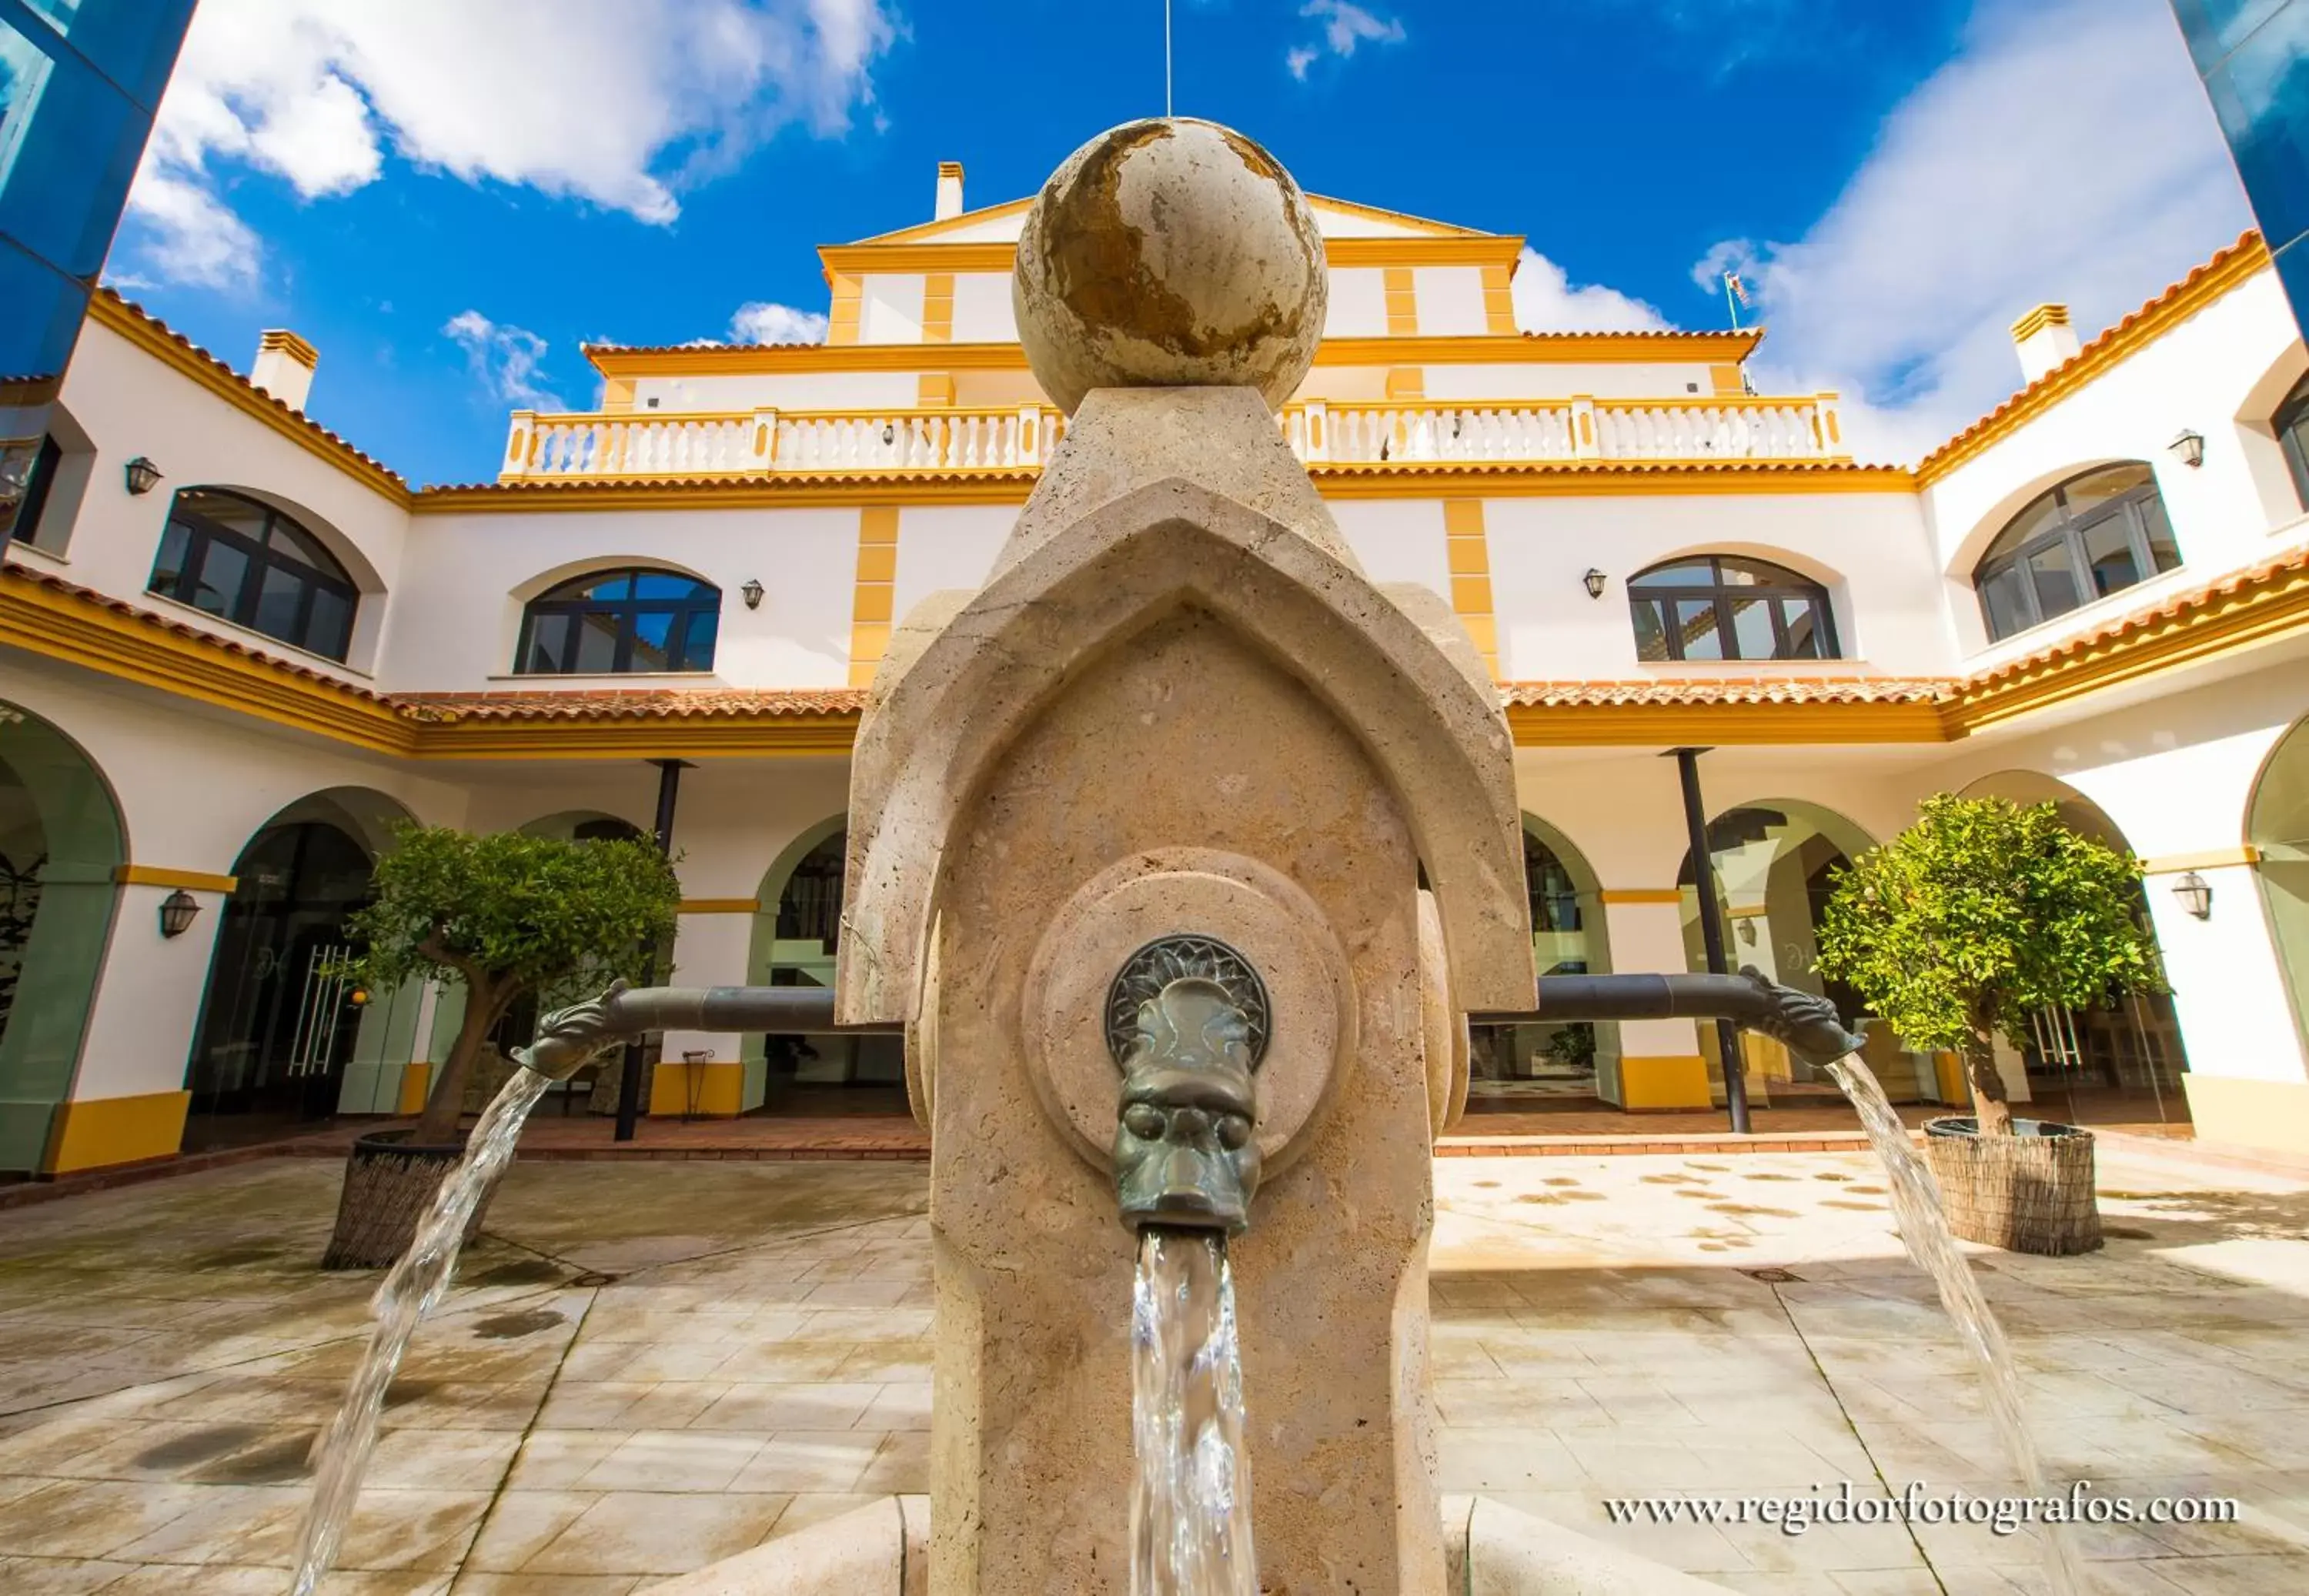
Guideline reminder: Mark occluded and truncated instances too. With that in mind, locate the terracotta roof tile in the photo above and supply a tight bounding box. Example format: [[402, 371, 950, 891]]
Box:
[[1917, 232, 2268, 479], [393, 687, 866, 722], [1499, 676, 1952, 707], [89, 290, 409, 491]]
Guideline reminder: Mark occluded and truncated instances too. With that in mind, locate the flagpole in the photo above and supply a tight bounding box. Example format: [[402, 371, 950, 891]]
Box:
[[1723, 272, 1741, 332], [1165, 0, 1174, 115]]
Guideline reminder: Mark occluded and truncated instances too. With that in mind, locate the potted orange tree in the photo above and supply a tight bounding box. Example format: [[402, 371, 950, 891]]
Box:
[[320, 823, 679, 1267], [1813, 793, 2164, 1256]]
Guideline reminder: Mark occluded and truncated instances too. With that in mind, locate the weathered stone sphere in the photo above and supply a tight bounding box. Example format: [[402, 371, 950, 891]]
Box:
[[1014, 118, 1327, 414]]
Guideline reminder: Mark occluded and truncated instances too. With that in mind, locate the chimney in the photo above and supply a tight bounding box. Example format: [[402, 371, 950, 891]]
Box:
[[2010, 304, 2080, 385], [252, 329, 319, 412], [935, 160, 965, 222]]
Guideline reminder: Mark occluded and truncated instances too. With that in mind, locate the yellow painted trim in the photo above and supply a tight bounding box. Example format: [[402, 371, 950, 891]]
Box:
[[413, 717, 863, 760], [920, 271, 955, 344], [1511, 701, 1951, 745], [600, 378, 636, 415], [396, 1063, 433, 1117], [86, 295, 413, 506], [1384, 265, 1420, 337], [2010, 303, 2072, 342], [847, 195, 1037, 246], [2180, 1073, 2309, 1158], [1385, 366, 1426, 401], [1312, 463, 1916, 499], [2, 568, 420, 756], [1598, 889, 1685, 905], [1933, 1050, 1967, 1106], [1948, 553, 2309, 733], [680, 898, 764, 914], [258, 327, 319, 368], [2142, 845, 2263, 874], [1441, 498, 1498, 678], [583, 329, 1764, 379], [1708, 364, 1745, 397], [827, 272, 862, 346], [413, 474, 1038, 513], [1618, 1056, 1713, 1111], [114, 865, 238, 893], [650, 1058, 747, 1117], [814, 233, 1524, 281], [915, 372, 954, 407], [1479, 262, 1517, 336], [849, 506, 901, 687], [42, 1090, 190, 1174], [1920, 235, 2269, 484]]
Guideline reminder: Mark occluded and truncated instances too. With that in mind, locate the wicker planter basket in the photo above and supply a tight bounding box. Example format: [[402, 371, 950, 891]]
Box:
[[1923, 1116, 2102, 1257], [320, 1130, 493, 1270]]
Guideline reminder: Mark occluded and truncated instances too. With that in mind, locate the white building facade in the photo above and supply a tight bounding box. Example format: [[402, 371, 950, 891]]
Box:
[[4, 171, 2307, 1176]]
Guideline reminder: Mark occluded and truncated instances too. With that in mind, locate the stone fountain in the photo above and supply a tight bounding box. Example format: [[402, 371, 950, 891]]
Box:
[[465, 119, 1883, 1595]]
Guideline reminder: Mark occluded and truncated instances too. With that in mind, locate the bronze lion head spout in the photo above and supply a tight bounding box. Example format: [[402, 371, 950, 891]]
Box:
[[1110, 963, 1266, 1234]]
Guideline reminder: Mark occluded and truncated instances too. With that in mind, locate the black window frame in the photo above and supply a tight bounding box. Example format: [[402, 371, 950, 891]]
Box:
[[2277, 372, 2309, 510], [1626, 555, 1841, 663], [146, 487, 360, 662], [1972, 464, 2180, 643], [514, 566, 722, 676]]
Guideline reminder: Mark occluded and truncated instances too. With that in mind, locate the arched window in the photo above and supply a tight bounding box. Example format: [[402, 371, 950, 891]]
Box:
[[2275, 372, 2309, 509], [515, 568, 720, 675], [148, 488, 359, 661], [1627, 555, 1838, 662], [1973, 464, 2180, 643]]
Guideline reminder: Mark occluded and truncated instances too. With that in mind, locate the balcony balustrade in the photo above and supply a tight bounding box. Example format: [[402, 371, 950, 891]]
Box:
[[499, 392, 1846, 482]]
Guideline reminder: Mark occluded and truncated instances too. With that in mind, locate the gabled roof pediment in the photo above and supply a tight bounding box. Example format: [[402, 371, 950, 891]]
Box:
[[847, 192, 1496, 249]]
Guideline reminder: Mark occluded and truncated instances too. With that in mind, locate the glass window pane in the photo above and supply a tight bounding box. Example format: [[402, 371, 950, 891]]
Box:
[[1674, 599, 1723, 659], [1714, 557, 1805, 587], [252, 563, 307, 643], [521, 613, 570, 673], [2137, 491, 2182, 573], [189, 539, 247, 616], [264, 517, 324, 567], [25, 0, 201, 106], [148, 519, 190, 599], [630, 572, 706, 600], [1629, 599, 1670, 661], [0, 235, 82, 385], [174, 488, 269, 541], [680, 607, 719, 670], [1726, 593, 1776, 659], [2080, 513, 2142, 597], [571, 611, 620, 673], [1980, 563, 2031, 641], [580, 573, 630, 601], [1779, 598, 1826, 658], [0, 17, 151, 279], [2025, 539, 2082, 620], [306, 586, 352, 660], [1983, 492, 2066, 564], [1630, 560, 1714, 588], [630, 609, 673, 672], [2062, 464, 2155, 519]]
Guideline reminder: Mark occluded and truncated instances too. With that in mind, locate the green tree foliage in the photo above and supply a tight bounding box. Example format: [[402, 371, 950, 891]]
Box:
[[347, 824, 680, 1141], [1813, 793, 2164, 1136]]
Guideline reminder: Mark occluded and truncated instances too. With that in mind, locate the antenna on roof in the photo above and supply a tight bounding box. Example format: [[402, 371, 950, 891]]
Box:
[[1165, 0, 1175, 116]]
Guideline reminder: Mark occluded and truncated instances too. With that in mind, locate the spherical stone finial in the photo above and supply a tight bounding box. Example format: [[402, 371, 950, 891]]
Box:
[[1014, 118, 1327, 415]]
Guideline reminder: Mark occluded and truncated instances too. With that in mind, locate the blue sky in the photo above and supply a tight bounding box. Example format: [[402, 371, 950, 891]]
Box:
[[105, 0, 2254, 486]]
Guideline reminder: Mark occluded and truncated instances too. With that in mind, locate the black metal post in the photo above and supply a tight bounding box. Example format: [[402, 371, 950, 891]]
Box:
[[1672, 747, 1750, 1133], [613, 759, 687, 1142]]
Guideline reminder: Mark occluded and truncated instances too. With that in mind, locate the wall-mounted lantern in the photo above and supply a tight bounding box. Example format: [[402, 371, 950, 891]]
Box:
[[1582, 568, 1609, 600], [158, 888, 201, 938], [2167, 429, 2206, 469], [740, 578, 764, 610], [2170, 870, 2213, 920], [123, 456, 164, 496]]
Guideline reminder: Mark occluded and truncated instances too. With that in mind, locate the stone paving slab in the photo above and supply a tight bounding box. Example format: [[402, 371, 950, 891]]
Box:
[[0, 1148, 2305, 1590]]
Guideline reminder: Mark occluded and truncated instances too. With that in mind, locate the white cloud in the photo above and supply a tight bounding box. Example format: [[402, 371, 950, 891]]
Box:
[[443, 309, 563, 411], [117, 0, 899, 290], [1690, 0, 2254, 463], [1513, 247, 1675, 334], [727, 301, 830, 344], [1287, 1, 1405, 79]]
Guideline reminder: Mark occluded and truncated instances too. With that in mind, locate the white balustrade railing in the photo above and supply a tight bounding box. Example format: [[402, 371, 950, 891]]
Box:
[[501, 405, 1063, 481], [500, 392, 1845, 482]]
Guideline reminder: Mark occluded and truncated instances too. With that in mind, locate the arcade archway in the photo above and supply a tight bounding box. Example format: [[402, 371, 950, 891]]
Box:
[[1960, 771, 2192, 1130], [1465, 816, 1616, 1112], [182, 789, 410, 1150], [0, 703, 125, 1172], [743, 821, 905, 1114], [2249, 719, 2309, 1065]]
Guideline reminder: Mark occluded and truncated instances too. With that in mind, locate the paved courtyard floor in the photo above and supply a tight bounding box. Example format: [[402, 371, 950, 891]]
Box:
[[1, 1143, 2306, 1593]]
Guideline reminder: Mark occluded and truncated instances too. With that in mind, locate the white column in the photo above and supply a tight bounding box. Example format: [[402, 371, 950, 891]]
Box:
[[660, 907, 758, 1115], [1597, 895, 1709, 1110]]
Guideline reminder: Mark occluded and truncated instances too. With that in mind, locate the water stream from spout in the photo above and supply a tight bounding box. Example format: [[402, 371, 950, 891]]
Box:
[[1131, 1227, 1258, 1596], [286, 1067, 554, 1596], [1823, 1052, 2089, 1596]]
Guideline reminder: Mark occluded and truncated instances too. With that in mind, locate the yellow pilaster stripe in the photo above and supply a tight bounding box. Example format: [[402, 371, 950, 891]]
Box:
[[827, 272, 862, 346], [1442, 498, 1499, 679], [916, 372, 955, 407], [921, 272, 955, 343], [1385, 367, 1426, 401], [1479, 263, 1516, 336], [848, 506, 901, 687], [1383, 265, 1418, 336], [1709, 364, 1746, 397]]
